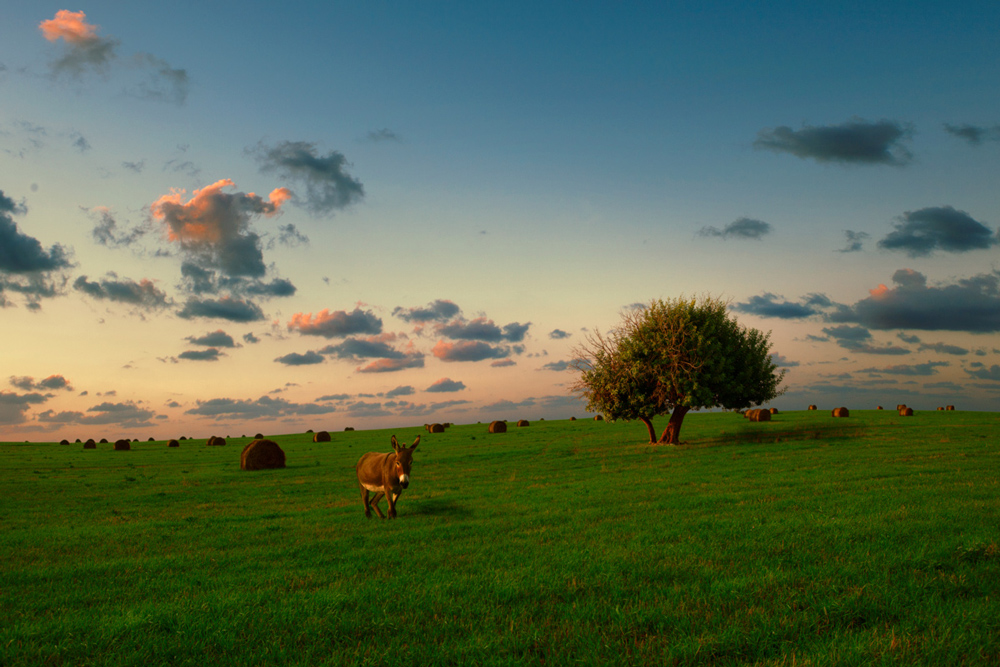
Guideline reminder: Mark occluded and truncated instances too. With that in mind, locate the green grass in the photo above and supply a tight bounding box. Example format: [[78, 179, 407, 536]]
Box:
[[2, 411, 998, 665]]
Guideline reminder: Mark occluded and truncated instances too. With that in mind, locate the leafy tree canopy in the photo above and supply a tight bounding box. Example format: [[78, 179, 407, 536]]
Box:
[[572, 296, 786, 444]]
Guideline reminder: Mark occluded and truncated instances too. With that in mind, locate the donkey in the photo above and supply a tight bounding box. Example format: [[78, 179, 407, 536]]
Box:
[[356, 434, 419, 519]]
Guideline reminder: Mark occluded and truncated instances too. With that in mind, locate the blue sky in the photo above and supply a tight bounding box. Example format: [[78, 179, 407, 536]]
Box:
[[2, 1, 999, 440]]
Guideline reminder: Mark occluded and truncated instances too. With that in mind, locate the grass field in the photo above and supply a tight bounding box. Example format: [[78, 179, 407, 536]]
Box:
[[2, 410, 999, 666]]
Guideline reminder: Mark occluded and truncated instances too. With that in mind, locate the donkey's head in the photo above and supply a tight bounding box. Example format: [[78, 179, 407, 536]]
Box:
[[390, 435, 419, 489]]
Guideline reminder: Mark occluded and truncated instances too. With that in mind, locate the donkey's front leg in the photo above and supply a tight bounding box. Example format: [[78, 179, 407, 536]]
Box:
[[387, 491, 401, 519], [370, 491, 386, 519]]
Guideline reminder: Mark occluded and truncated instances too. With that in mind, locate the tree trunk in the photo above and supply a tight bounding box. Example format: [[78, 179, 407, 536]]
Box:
[[639, 416, 657, 444], [658, 405, 690, 445]]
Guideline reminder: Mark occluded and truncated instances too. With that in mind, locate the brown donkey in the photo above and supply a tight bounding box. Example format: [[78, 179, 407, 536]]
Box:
[[356, 435, 419, 519]]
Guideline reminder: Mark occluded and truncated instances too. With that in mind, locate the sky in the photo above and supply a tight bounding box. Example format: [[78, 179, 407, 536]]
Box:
[[2, 1, 999, 441]]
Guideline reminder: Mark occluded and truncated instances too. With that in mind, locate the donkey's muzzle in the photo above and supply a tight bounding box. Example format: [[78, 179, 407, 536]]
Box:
[[399, 473, 410, 489]]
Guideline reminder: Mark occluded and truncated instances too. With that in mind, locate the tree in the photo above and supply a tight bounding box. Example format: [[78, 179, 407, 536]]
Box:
[[571, 296, 785, 444]]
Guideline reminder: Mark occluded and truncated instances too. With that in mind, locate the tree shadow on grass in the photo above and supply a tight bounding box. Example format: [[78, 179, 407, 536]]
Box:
[[408, 498, 473, 518], [698, 421, 870, 447]]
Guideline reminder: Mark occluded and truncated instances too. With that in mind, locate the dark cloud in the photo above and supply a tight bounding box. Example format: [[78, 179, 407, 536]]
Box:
[[9, 375, 71, 391], [187, 330, 236, 348], [821, 325, 911, 355], [877, 206, 997, 256], [944, 123, 1000, 146], [0, 191, 72, 274], [966, 364, 1000, 382], [89, 208, 145, 248], [288, 308, 382, 338], [698, 217, 771, 240], [274, 351, 325, 366], [186, 395, 336, 418], [771, 354, 799, 368], [829, 269, 1000, 332], [73, 274, 170, 309], [491, 359, 517, 367], [78, 401, 156, 427], [240, 278, 297, 298], [916, 340, 969, 356], [549, 329, 571, 340], [319, 337, 406, 360], [859, 361, 948, 376], [539, 360, 571, 371], [151, 179, 291, 286], [426, 378, 466, 393], [384, 386, 414, 398], [432, 340, 512, 362], [176, 296, 265, 322], [732, 293, 820, 319], [317, 393, 351, 401], [178, 348, 222, 362], [122, 160, 145, 173], [70, 132, 90, 153], [435, 317, 530, 343], [243, 333, 260, 344], [275, 223, 309, 247], [251, 140, 364, 215], [0, 391, 49, 424], [839, 230, 869, 253], [128, 53, 189, 105], [367, 128, 401, 143], [393, 299, 461, 323], [753, 118, 913, 166]]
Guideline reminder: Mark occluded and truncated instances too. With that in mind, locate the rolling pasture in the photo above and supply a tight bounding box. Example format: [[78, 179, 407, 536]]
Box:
[[2, 410, 999, 665]]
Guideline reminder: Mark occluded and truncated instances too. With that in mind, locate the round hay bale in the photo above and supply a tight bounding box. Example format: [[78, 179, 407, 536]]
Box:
[[167, 439, 180, 448], [749, 409, 771, 422], [59, 439, 69, 446], [769, 408, 778, 415], [594, 415, 604, 421], [946, 405, 955, 411], [83, 439, 96, 449], [306, 429, 314, 434], [808, 405, 817, 410], [344, 427, 354, 431], [114, 439, 131, 451], [832, 407, 850, 418], [254, 433, 264, 440], [179, 436, 187, 441], [148, 437, 155, 442], [744, 409, 757, 419], [569, 416, 576, 421], [937, 406, 944, 411], [488, 420, 507, 434], [896, 404, 906, 412], [240, 438, 286, 471], [517, 419, 529, 427], [313, 430, 332, 442], [207, 436, 226, 446], [74, 438, 81, 443], [99, 438, 108, 444], [877, 406, 883, 410], [429, 423, 445, 433], [899, 407, 914, 416]]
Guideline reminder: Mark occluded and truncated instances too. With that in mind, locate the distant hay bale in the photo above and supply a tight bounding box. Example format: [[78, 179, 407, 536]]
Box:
[[899, 407, 914, 416], [240, 439, 286, 471], [344, 427, 355, 431], [769, 408, 778, 415], [207, 436, 226, 446], [429, 423, 445, 433], [167, 439, 180, 448], [74, 438, 81, 443], [114, 439, 131, 451], [83, 439, 96, 449], [896, 404, 906, 411], [570, 416, 577, 421], [148, 437, 155, 442], [488, 420, 507, 434], [517, 419, 530, 427], [59, 439, 69, 445], [749, 409, 771, 422], [808, 405, 817, 410], [179, 437, 187, 441], [594, 415, 604, 421], [306, 429, 314, 434], [832, 407, 850, 418], [937, 406, 944, 411], [254, 433, 264, 440], [99, 438, 108, 444], [313, 430, 332, 442], [877, 406, 883, 410], [946, 405, 955, 411]]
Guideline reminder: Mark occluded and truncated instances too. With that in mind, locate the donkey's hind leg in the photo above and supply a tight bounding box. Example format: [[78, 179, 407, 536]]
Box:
[[370, 491, 386, 519]]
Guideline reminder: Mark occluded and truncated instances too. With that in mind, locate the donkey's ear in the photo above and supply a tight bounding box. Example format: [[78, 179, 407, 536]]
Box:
[[391, 435, 401, 452], [410, 435, 420, 450]]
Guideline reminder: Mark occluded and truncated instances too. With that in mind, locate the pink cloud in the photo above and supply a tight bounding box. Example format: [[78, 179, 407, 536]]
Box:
[[39, 10, 99, 44]]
